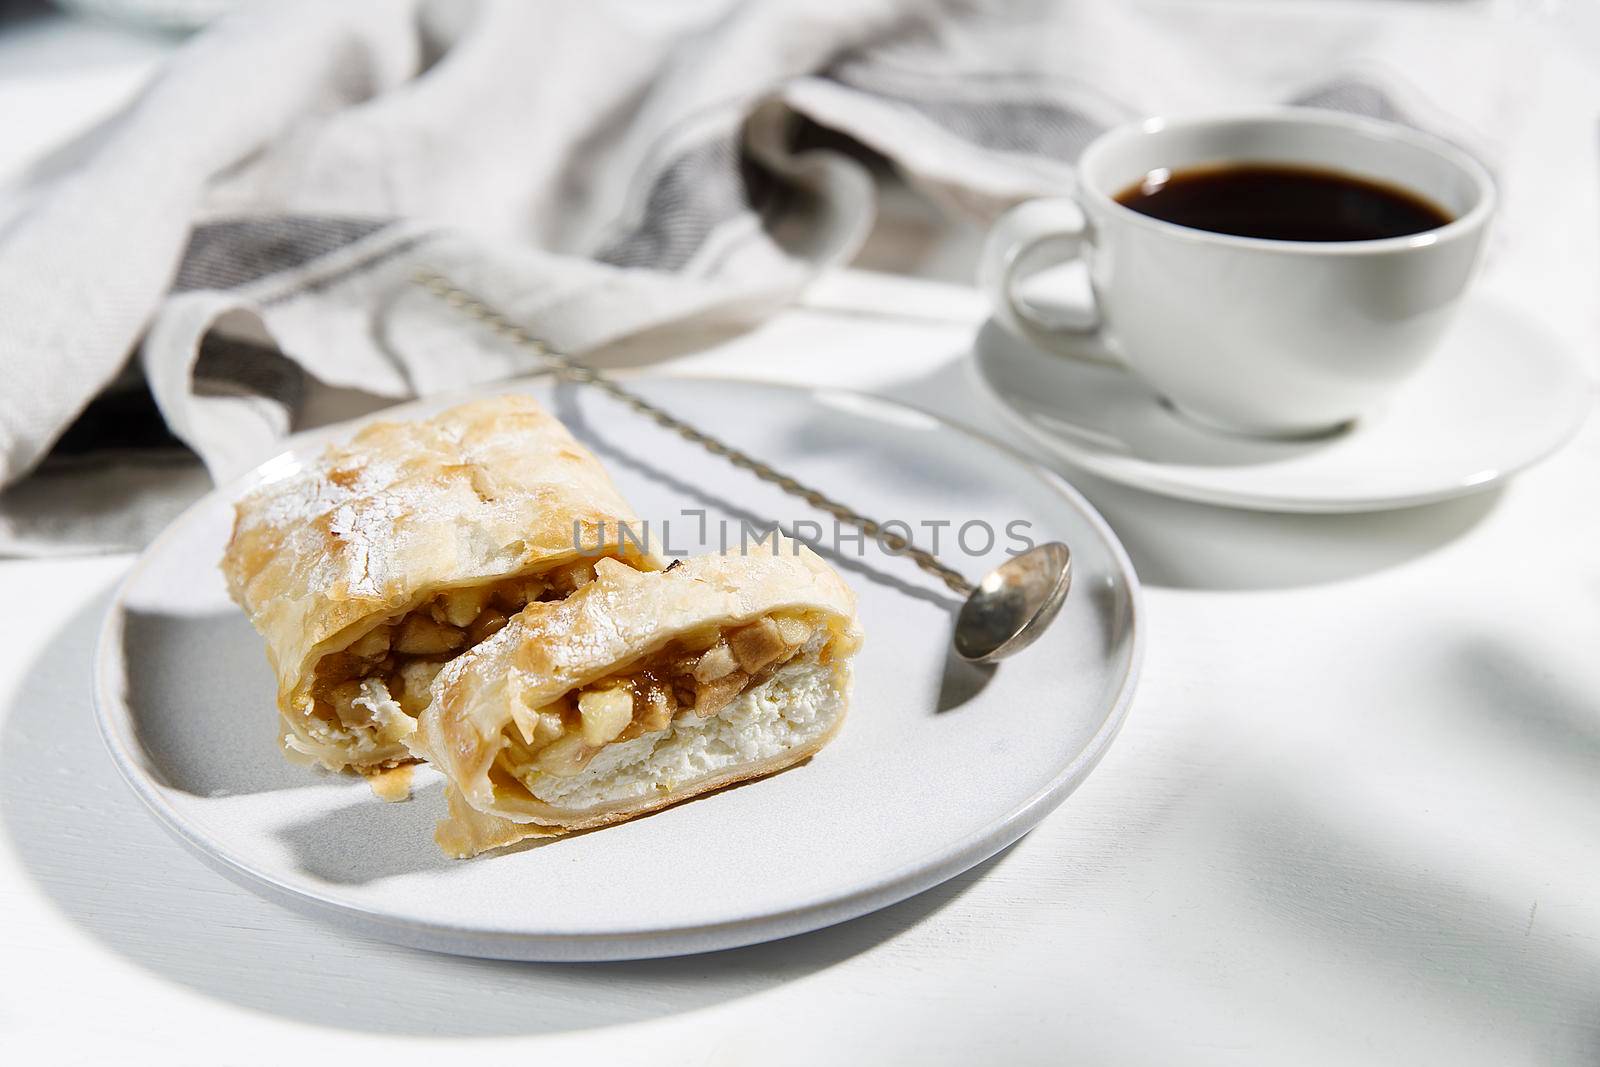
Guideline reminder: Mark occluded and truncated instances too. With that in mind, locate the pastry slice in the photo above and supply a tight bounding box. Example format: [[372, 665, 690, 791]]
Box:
[[220, 394, 655, 774], [408, 537, 861, 858]]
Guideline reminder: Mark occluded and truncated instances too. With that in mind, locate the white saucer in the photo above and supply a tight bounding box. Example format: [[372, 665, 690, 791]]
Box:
[[93, 378, 1142, 961], [972, 295, 1593, 512]]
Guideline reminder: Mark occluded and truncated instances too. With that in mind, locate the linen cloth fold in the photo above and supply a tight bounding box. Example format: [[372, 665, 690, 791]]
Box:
[[0, 0, 1582, 554]]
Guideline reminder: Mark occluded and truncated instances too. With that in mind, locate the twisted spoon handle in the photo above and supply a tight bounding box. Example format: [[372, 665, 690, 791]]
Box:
[[414, 271, 975, 597]]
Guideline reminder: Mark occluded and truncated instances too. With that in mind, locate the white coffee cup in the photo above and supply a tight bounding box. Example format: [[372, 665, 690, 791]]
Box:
[[978, 108, 1495, 437]]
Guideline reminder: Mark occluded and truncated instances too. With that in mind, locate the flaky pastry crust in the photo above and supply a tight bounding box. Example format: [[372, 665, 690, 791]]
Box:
[[220, 394, 653, 771], [409, 538, 861, 856]]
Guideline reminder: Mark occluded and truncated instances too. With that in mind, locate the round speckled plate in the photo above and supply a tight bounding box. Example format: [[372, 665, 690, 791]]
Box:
[[93, 377, 1142, 961]]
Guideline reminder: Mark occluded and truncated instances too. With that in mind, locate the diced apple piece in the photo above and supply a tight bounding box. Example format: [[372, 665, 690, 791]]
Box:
[[533, 733, 600, 777], [348, 625, 391, 661], [436, 586, 488, 628], [515, 576, 549, 605], [774, 616, 811, 647], [638, 683, 677, 731], [467, 608, 509, 644], [730, 617, 787, 673], [548, 560, 597, 597], [395, 614, 467, 655], [693, 641, 738, 683], [577, 686, 635, 746], [694, 670, 748, 718]]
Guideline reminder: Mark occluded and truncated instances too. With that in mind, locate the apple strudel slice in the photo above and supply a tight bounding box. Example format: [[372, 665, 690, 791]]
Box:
[[408, 538, 861, 858], [220, 394, 655, 774]]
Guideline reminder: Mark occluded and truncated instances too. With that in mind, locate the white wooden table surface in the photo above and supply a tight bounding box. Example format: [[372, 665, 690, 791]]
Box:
[[4, 6, 1600, 1065]]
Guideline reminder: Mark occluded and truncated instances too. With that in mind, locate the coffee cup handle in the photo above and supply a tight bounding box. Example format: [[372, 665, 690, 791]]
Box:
[[978, 196, 1120, 364]]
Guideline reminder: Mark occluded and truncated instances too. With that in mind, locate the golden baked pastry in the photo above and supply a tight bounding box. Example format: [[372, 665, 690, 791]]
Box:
[[408, 537, 861, 857], [220, 394, 655, 774]]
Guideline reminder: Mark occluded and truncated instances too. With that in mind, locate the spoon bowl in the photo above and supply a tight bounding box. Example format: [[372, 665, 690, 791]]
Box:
[[953, 541, 1073, 663]]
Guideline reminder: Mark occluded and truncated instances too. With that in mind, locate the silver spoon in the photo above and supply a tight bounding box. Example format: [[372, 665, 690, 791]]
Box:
[[416, 272, 1073, 664], [952, 541, 1072, 663]]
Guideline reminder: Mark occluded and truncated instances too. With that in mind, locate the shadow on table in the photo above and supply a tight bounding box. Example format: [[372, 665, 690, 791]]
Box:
[[882, 355, 1504, 592], [1217, 772, 1600, 1053], [1, 587, 1009, 1038], [1444, 633, 1600, 776]]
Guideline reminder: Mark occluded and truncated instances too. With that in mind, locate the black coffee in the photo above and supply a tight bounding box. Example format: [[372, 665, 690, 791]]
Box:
[[1114, 164, 1453, 242]]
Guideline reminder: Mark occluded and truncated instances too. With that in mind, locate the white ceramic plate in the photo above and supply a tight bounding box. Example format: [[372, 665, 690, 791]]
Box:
[[973, 294, 1594, 513], [94, 378, 1142, 961]]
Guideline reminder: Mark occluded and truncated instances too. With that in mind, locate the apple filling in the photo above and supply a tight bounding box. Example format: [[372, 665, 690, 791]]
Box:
[[308, 560, 600, 737], [493, 612, 824, 785]]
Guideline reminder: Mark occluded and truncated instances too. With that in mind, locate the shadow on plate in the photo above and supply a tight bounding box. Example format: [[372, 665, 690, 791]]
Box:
[[275, 756, 822, 885], [121, 606, 328, 796], [878, 355, 1503, 592], [937, 646, 994, 713], [275, 777, 461, 885], [2, 588, 1013, 1037]]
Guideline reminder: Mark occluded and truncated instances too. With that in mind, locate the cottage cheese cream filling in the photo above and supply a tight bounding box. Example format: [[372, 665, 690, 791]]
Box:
[[411, 541, 862, 857], [526, 655, 844, 811]]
